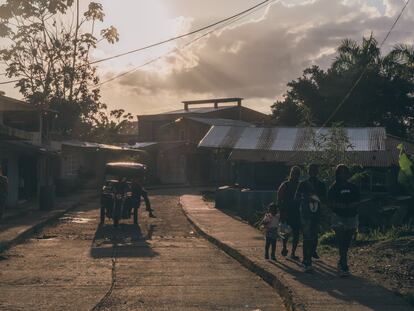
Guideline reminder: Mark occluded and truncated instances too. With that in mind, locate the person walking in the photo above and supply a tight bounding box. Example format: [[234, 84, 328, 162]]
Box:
[[131, 176, 155, 218], [328, 164, 360, 277], [0, 166, 8, 220], [262, 203, 280, 261], [296, 164, 326, 271], [277, 166, 301, 260]]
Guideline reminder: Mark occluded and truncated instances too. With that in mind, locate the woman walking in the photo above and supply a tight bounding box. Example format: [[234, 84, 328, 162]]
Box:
[[277, 166, 301, 260], [328, 164, 360, 277]]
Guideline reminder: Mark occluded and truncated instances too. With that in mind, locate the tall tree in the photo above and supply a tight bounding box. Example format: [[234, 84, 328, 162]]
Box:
[[271, 36, 414, 137], [0, 0, 119, 138]]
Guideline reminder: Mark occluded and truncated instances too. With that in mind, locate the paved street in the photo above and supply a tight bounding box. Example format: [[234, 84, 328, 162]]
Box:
[[0, 191, 284, 311]]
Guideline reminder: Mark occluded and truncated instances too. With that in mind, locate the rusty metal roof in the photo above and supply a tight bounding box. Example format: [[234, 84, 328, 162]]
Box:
[[199, 126, 387, 151], [183, 117, 251, 127], [197, 126, 404, 167], [0, 95, 36, 112]]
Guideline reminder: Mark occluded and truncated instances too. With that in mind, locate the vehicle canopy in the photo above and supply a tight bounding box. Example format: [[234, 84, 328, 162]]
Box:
[[105, 162, 147, 178]]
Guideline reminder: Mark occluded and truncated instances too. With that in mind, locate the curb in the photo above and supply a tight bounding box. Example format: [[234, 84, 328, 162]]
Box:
[[0, 193, 97, 253], [179, 198, 306, 311]]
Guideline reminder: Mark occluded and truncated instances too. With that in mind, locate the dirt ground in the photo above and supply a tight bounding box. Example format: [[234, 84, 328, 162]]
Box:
[[0, 190, 284, 311], [320, 236, 414, 305]]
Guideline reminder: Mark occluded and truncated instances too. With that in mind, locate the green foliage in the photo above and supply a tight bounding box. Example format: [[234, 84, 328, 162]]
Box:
[[0, 0, 120, 138], [357, 225, 414, 243], [397, 144, 414, 194], [305, 124, 353, 184], [319, 230, 336, 245], [271, 35, 414, 137], [91, 109, 135, 143], [319, 226, 414, 246]]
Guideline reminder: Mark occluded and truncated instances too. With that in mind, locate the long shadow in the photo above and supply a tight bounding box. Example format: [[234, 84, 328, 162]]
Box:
[[268, 257, 409, 310], [90, 223, 159, 258]]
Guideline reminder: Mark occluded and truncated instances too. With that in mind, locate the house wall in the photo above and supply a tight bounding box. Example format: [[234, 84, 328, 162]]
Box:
[[0, 150, 19, 207], [137, 105, 269, 142], [157, 149, 187, 184], [0, 149, 41, 207]]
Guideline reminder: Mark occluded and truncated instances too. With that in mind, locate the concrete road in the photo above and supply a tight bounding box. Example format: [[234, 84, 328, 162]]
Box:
[[0, 191, 284, 311]]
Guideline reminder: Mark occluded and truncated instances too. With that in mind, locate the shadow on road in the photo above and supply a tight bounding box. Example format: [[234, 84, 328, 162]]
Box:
[[90, 223, 159, 258], [268, 259, 408, 310]]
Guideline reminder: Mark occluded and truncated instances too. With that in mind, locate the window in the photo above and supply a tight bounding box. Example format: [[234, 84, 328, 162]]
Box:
[[63, 153, 79, 177]]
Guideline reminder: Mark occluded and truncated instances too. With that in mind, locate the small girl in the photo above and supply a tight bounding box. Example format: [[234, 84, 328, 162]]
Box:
[[262, 203, 280, 260]]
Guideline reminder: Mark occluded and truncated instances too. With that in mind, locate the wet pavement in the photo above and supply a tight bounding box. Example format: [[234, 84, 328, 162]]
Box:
[[0, 190, 284, 311]]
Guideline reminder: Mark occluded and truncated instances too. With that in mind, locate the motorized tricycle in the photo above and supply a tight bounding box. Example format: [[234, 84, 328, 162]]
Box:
[[100, 162, 147, 226]]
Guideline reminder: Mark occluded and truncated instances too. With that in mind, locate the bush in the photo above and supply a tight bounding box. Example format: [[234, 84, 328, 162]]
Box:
[[357, 225, 414, 243], [319, 230, 336, 245]]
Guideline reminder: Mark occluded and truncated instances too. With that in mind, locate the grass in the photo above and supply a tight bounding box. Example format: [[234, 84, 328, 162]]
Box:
[[318, 225, 414, 246], [357, 225, 414, 243]]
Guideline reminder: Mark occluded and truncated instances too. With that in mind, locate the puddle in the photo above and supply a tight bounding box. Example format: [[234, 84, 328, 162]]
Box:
[[60, 216, 93, 224]]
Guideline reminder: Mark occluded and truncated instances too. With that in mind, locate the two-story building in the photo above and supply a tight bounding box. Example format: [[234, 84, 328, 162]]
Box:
[[134, 98, 270, 185], [0, 95, 56, 209]]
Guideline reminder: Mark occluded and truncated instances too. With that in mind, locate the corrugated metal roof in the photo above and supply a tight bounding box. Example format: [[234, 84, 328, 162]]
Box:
[[61, 141, 143, 152], [0, 95, 36, 112], [162, 105, 236, 115], [198, 126, 396, 167], [122, 142, 157, 149], [184, 116, 251, 127], [199, 126, 387, 152]]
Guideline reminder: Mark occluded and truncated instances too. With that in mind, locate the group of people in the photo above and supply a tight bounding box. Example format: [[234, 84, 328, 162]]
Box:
[[262, 164, 360, 277]]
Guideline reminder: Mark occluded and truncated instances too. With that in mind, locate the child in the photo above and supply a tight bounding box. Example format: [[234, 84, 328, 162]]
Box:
[[262, 203, 280, 260]]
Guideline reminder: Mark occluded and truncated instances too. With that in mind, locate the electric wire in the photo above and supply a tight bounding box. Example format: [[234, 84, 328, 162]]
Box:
[[317, 0, 410, 130], [89, 0, 271, 65], [95, 0, 276, 87]]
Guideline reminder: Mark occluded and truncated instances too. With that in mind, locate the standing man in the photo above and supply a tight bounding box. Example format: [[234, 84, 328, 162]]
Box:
[[277, 166, 301, 260], [296, 164, 326, 271], [328, 164, 360, 277], [131, 176, 155, 218], [0, 166, 8, 220]]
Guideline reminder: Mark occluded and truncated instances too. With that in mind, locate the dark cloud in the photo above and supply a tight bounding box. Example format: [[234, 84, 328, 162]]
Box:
[[106, 0, 414, 114]]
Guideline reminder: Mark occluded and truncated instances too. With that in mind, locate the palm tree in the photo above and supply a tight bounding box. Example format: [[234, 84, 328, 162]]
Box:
[[332, 35, 381, 72], [385, 44, 414, 80]]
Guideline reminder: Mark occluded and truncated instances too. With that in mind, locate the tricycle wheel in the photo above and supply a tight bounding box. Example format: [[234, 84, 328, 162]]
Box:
[[133, 206, 138, 224]]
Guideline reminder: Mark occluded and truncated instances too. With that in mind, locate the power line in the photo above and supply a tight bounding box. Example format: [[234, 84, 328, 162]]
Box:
[[90, 0, 271, 65], [96, 0, 275, 87], [317, 0, 410, 130], [0, 79, 19, 85], [0, 0, 272, 86]]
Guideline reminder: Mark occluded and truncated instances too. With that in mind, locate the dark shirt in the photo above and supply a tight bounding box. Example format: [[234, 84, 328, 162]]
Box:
[[131, 183, 151, 209], [277, 180, 300, 225], [0, 175, 8, 201], [328, 181, 360, 218], [296, 177, 326, 220]]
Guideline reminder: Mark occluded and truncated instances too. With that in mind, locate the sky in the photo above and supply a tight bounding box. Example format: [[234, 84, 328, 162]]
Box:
[[0, 0, 413, 115]]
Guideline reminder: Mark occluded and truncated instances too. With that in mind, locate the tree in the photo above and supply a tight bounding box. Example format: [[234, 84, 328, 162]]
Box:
[[91, 109, 135, 143], [0, 0, 119, 138], [305, 124, 354, 183], [271, 35, 414, 137]]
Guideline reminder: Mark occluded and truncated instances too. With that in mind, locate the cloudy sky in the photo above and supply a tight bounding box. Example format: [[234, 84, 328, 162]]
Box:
[[1, 0, 413, 115]]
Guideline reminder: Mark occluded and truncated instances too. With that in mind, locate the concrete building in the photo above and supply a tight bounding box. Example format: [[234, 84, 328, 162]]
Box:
[[0, 95, 56, 208], [134, 98, 270, 185], [199, 125, 414, 191]]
